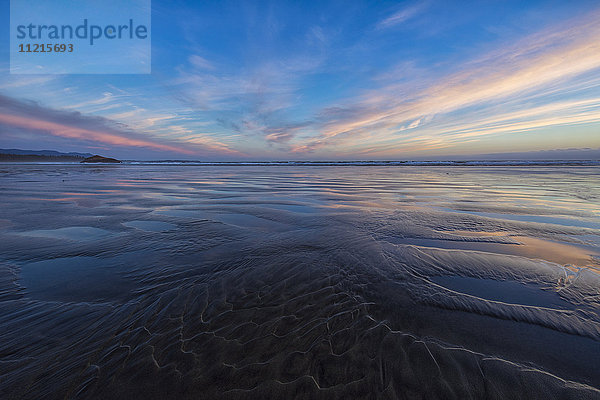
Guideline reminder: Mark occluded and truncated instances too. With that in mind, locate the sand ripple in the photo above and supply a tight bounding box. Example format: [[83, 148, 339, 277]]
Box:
[[0, 165, 599, 399]]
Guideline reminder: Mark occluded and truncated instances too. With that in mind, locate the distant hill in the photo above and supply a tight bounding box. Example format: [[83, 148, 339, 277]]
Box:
[[0, 148, 94, 162], [0, 148, 93, 157]]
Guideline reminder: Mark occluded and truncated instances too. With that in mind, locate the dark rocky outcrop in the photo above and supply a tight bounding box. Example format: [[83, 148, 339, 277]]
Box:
[[81, 155, 122, 163]]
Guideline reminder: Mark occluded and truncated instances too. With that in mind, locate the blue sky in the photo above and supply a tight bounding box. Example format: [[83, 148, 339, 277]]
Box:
[[1, 0, 599, 160]]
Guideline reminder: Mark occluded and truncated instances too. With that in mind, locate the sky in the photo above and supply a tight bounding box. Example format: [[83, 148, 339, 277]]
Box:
[[1, 0, 600, 160]]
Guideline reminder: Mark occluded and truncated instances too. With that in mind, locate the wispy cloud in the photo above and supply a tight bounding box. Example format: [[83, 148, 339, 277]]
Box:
[[189, 55, 216, 70], [377, 2, 428, 29], [3, 3, 598, 160], [291, 10, 600, 155], [0, 75, 57, 90], [0, 113, 191, 153], [63, 92, 120, 110], [0, 94, 239, 156], [170, 52, 323, 149]]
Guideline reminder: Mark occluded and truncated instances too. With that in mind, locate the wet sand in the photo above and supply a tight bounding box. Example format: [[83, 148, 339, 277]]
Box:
[[0, 164, 599, 399]]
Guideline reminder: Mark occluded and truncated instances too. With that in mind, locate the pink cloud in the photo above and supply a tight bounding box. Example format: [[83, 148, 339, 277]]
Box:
[[0, 112, 196, 154]]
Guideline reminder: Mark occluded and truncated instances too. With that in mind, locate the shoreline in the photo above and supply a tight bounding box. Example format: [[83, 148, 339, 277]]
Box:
[[0, 160, 599, 166]]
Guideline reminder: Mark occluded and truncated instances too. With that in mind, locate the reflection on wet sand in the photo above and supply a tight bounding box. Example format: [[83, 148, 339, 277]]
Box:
[[434, 230, 600, 270], [0, 165, 599, 399]]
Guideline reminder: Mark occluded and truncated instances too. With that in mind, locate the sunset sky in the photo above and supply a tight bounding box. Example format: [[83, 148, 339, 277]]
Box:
[[1, 0, 600, 160]]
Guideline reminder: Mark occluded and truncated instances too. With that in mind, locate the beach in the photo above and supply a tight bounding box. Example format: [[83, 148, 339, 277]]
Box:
[[1, 164, 599, 399]]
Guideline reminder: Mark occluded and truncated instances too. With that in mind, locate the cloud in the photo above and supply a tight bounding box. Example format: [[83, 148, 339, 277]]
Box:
[[189, 55, 216, 70], [0, 75, 57, 90], [170, 53, 324, 148], [377, 2, 428, 29], [264, 121, 313, 144], [63, 92, 119, 110], [291, 9, 600, 155], [0, 113, 189, 153], [0, 94, 238, 156]]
